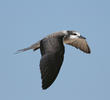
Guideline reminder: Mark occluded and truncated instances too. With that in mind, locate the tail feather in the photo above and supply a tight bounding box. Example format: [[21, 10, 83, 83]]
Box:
[[15, 47, 32, 54], [15, 41, 40, 54]]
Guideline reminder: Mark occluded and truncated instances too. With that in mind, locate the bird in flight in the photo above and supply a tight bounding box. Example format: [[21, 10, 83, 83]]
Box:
[[16, 30, 91, 90]]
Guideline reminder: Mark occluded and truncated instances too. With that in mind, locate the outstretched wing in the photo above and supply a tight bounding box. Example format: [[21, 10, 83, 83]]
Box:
[[40, 53, 64, 89], [40, 38, 64, 89], [64, 37, 91, 53]]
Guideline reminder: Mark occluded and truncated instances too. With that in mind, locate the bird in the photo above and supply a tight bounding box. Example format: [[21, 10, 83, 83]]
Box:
[[16, 30, 91, 90]]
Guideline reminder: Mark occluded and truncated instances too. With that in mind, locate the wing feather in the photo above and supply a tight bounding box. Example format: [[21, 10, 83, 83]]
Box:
[[40, 37, 64, 89], [64, 37, 91, 53], [40, 53, 64, 89]]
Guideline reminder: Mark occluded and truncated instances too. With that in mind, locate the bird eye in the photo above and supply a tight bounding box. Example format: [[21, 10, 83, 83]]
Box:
[[73, 33, 77, 35]]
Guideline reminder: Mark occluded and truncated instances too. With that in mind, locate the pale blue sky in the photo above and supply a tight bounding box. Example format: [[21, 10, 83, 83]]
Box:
[[0, 0, 110, 100]]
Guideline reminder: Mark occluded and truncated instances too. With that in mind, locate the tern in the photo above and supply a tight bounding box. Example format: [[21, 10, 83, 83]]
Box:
[[16, 30, 91, 89]]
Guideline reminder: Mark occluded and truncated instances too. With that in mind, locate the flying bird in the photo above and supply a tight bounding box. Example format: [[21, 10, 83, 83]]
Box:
[[16, 30, 91, 89]]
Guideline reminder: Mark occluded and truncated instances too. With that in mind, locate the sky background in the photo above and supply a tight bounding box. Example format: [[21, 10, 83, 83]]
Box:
[[0, 0, 110, 100]]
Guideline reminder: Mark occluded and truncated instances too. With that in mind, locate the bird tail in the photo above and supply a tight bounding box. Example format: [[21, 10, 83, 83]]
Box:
[[15, 41, 40, 54]]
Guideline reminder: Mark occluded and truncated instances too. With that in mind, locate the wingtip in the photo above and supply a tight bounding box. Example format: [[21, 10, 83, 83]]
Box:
[[87, 46, 91, 54], [42, 85, 49, 90], [41, 80, 52, 90], [42, 87, 48, 90], [88, 50, 91, 54], [85, 47, 91, 54], [86, 51, 91, 54]]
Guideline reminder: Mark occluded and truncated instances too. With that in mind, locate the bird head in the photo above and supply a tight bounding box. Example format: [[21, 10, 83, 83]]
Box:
[[65, 30, 86, 39]]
